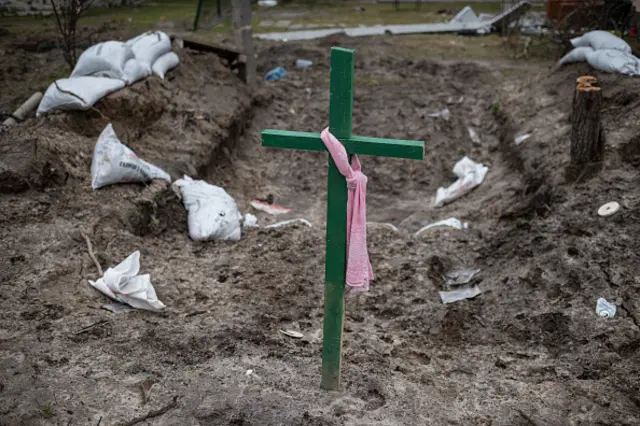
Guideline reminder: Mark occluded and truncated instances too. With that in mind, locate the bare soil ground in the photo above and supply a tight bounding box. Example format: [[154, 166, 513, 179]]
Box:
[[1, 28, 640, 426]]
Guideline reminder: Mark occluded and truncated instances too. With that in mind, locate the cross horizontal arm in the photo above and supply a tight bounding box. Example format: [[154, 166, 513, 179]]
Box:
[[349, 135, 424, 160], [262, 129, 424, 160]]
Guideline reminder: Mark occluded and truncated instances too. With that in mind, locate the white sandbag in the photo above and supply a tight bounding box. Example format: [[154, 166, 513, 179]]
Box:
[[558, 46, 595, 65], [152, 52, 180, 80], [172, 175, 242, 241], [36, 77, 125, 116], [586, 49, 640, 75], [91, 123, 171, 189], [89, 250, 166, 312], [123, 58, 151, 85], [571, 30, 632, 54], [451, 6, 479, 24], [126, 31, 172, 68], [433, 157, 488, 208], [70, 41, 134, 80]]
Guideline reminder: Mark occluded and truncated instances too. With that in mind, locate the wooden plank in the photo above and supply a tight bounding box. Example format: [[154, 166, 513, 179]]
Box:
[[262, 131, 423, 160], [182, 39, 240, 62], [262, 130, 324, 151], [349, 135, 424, 159]]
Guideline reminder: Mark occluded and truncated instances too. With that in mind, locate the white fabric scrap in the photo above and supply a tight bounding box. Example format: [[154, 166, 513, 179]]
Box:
[[89, 251, 166, 312], [415, 218, 468, 236], [440, 286, 482, 304], [434, 157, 489, 207]]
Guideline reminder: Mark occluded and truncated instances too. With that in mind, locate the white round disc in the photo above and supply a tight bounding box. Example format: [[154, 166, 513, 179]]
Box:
[[598, 202, 620, 217], [279, 329, 304, 339]]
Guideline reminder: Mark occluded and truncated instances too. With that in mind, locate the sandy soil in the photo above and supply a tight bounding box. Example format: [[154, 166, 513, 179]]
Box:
[[1, 30, 640, 426]]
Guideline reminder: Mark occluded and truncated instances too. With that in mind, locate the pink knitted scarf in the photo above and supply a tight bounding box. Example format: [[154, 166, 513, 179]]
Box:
[[320, 128, 373, 292]]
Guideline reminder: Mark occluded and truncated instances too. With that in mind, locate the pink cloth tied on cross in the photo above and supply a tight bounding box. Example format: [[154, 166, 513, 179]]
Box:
[[320, 127, 373, 292]]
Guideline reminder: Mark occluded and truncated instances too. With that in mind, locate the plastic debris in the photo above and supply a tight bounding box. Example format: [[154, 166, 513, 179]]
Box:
[[265, 66, 286, 81], [596, 298, 616, 317], [265, 218, 312, 229], [89, 251, 166, 312], [415, 218, 468, 236], [445, 268, 481, 286], [295, 59, 313, 69], [446, 96, 464, 105], [428, 108, 451, 121], [244, 213, 259, 228], [467, 127, 481, 144], [515, 132, 534, 145], [258, 0, 277, 6], [598, 201, 620, 217], [434, 157, 488, 208], [279, 329, 304, 339], [439, 286, 482, 304], [102, 302, 137, 313], [251, 200, 292, 215], [246, 369, 254, 376], [367, 222, 399, 232]]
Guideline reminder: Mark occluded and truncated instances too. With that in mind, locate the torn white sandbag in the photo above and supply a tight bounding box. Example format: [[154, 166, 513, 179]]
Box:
[[558, 46, 595, 65], [126, 31, 172, 69], [434, 157, 489, 207], [172, 175, 242, 241], [70, 41, 134, 81], [585, 49, 640, 76], [123, 58, 151, 85], [265, 218, 312, 229], [571, 30, 632, 54], [440, 286, 482, 304], [152, 52, 180, 80], [91, 124, 171, 189], [414, 218, 468, 236], [451, 5, 479, 24], [36, 77, 125, 116], [89, 251, 166, 312], [251, 200, 292, 215]]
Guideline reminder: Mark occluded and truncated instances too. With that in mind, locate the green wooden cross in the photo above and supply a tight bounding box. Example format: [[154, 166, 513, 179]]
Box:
[[261, 47, 425, 391]]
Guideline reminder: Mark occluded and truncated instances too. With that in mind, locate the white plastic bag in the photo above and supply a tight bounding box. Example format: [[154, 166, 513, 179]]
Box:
[[558, 46, 594, 65], [91, 123, 171, 189], [571, 30, 632, 54], [434, 157, 488, 207], [126, 31, 172, 68], [152, 52, 180, 79], [71, 41, 134, 80], [36, 77, 125, 116], [89, 250, 166, 312], [172, 175, 242, 241], [586, 49, 640, 75], [123, 58, 151, 85]]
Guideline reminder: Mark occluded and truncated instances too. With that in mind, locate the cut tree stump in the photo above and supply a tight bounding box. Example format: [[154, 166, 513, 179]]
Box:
[[566, 76, 605, 183]]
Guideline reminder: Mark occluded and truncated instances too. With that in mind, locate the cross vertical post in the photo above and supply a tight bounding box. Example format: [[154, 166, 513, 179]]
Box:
[[321, 47, 354, 391], [260, 47, 424, 392]]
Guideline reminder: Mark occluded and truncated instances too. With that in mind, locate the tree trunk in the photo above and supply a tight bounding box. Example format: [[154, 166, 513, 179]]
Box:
[[566, 76, 605, 182]]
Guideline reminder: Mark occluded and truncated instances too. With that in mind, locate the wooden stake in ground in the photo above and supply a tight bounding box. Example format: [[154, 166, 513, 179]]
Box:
[[261, 47, 424, 391], [567, 76, 606, 182], [232, 0, 251, 49]]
